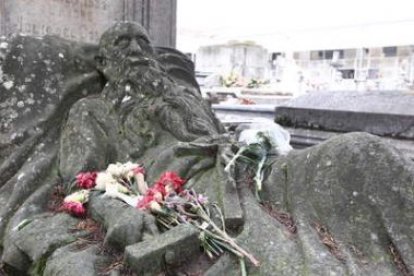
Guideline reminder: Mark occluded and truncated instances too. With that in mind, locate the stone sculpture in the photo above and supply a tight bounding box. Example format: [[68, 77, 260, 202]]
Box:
[[0, 22, 413, 275]]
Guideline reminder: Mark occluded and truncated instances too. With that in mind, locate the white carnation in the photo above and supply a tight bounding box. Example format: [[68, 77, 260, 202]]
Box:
[[102, 183, 142, 207], [95, 172, 117, 191], [64, 189, 90, 203], [102, 182, 119, 198], [121, 161, 138, 173], [106, 163, 124, 177], [106, 162, 139, 178]]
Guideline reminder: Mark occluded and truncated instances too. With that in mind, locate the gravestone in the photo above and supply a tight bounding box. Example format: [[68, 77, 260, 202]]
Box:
[[0, 0, 176, 47], [275, 90, 414, 159], [275, 90, 414, 139]]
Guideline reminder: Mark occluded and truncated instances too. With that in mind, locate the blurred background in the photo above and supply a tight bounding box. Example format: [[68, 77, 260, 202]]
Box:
[[177, 0, 414, 102]]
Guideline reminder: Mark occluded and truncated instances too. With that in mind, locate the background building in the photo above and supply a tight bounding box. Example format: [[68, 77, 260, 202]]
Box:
[[196, 42, 268, 80], [293, 45, 414, 91]]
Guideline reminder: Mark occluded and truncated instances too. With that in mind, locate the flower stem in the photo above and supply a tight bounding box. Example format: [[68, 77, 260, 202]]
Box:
[[224, 146, 247, 172], [196, 205, 260, 266], [240, 258, 247, 276], [213, 225, 260, 266]]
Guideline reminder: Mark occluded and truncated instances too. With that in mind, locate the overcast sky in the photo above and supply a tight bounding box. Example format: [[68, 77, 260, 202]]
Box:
[[177, 0, 414, 52]]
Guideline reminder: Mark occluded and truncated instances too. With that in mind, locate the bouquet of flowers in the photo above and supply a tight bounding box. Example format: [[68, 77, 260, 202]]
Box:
[[224, 121, 293, 200], [221, 71, 246, 87], [62, 162, 259, 268]]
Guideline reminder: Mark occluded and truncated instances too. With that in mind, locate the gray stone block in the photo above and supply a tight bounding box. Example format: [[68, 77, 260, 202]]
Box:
[[2, 213, 87, 272], [88, 195, 146, 250], [124, 224, 200, 275], [223, 179, 244, 230], [44, 244, 107, 276], [275, 90, 414, 139]]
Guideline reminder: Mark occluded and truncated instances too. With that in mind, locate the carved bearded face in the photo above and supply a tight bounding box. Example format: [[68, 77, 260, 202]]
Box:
[[98, 22, 164, 95]]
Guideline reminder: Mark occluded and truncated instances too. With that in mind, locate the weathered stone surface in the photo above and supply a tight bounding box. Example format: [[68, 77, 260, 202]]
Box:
[[88, 194, 159, 250], [275, 90, 414, 139], [2, 213, 87, 273], [44, 244, 107, 276], [0, 33, 103, 254], [1, 0, 177, 47], [221, 164, 244, 230], [125, 224, 200, 275], [205, 132, 414, 275]]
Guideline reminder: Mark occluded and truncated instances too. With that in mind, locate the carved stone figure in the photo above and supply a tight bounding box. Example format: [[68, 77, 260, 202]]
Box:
[[59, 22, 225, 182], [0, 22, 413, 275]]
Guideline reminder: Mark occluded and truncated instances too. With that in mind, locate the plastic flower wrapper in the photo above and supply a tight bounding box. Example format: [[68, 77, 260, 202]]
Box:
[[62, 189, 90, 217], [237, 120, 292, 155], [225, 120, 293, 198]]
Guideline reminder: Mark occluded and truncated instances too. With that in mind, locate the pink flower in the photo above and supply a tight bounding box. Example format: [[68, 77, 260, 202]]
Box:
[[62, 201, 86, 217], [76, 172, 97, 189], [133, 166, 146, 175], [197, 194, 209, 205], [155, 172, 186, 193]]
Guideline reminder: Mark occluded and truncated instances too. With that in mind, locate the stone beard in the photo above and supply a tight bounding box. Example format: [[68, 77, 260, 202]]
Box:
[[104, 59, 223, 148], [102, 57, 166, 103]]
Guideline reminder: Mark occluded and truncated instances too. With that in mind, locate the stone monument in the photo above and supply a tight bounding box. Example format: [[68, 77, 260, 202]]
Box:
[[0, 0, 176, 47], [0, 23, 413, 275]]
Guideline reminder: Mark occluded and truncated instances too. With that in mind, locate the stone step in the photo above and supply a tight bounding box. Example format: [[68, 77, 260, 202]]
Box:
[[124, 224, 200, 275]]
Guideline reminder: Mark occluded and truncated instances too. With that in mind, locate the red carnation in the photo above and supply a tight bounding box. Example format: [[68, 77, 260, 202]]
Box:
[[62, 201, 86, 217], [137, 194, 155, 209], [146, 187, 164, 202], [152, 182, 167, 196], [76, 171, 97, 189], [155, 172, 186, 193]]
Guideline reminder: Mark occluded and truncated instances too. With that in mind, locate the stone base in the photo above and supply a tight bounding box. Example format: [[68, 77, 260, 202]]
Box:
[[124, 224, 201, 275]]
